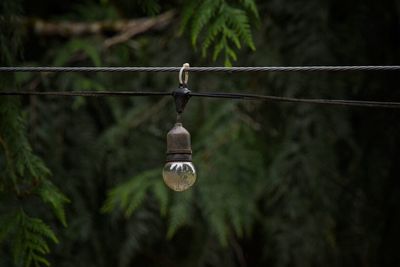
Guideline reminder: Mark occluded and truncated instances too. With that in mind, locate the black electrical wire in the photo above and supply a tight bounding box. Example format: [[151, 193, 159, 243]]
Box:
[[1, 65, 400, 73], [190, 92, 400, 108], [0, 91, 170, 97], [1, 90, 399, 109]]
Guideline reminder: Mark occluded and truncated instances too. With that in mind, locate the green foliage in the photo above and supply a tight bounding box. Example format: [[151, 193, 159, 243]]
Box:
[[53, 39, 102, 67], [135, 0, 160, 15], [0, 1, 21, 64], [166, 190, 193, 239], [0, 94, 67, 266], [72, 2, 120, 21], [1, 210, 58, 267], [102, 169, 169, 217], [36, 181, 70, 227], [180, 0, 258, 66], [102, 102, 265, 247], [0, 1, 68, 266]]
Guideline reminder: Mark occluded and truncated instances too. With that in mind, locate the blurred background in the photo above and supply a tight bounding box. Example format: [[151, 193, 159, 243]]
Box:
[[1, 0, 400, 266]]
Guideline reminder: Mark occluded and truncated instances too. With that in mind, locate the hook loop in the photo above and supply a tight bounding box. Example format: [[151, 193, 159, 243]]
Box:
[[179, 63, 190, 86]]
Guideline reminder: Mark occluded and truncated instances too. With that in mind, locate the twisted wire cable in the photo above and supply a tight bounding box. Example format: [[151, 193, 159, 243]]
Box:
[[1, 66, 400, 73], [1, 90, 399, 109]]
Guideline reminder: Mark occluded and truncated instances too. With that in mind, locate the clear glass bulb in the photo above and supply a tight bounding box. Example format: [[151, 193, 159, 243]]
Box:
[[162, 162, 196, 191]]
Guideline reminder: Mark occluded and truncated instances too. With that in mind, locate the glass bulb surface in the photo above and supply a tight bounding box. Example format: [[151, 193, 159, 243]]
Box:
[[162, 162, 196, 191]]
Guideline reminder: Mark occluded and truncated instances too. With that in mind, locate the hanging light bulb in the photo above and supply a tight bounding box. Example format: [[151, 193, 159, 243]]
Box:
[[162, 63, 196, 191], [162, 122, 196, 191]]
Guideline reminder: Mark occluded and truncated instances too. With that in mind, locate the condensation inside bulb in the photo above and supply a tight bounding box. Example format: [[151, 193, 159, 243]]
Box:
[[162, 162, 196, 191]]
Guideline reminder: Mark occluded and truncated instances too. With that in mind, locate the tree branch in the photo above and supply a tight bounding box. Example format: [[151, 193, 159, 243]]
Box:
[[25, 10, 175, 46], [103, 11, 175, 48]]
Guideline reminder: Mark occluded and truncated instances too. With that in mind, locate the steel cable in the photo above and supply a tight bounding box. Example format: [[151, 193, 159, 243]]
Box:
[[1, 66, 400, 73]]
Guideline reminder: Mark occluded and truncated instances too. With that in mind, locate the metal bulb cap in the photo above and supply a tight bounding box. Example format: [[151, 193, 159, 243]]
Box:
[[166, 123, 192, 162]]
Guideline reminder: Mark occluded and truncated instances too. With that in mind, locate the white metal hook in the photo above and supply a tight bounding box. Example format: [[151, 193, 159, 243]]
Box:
[[179, 63, 190, 85]]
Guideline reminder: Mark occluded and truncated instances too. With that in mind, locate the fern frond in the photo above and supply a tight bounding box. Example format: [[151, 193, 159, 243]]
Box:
[[12, 210, 58, 267], [1, 4, 65, 266], [225, 44, 238, 62], [179, 0, 199, 35], [238, 0, 259, 19], [225, 6, 255, 50], [151, 179, 169, 216], [229, 206, 243, 237], [102, 167, 171, 220], [24, 216, 59, 244], [222, 28, 242, 49], [190, 0, 221, 45], [212, 40, 225, 61], [201, 14, 232, 57], [209, 212, 228, 246], [24, 155, 52, 182], [181, 0, 259, 64], [193, 103, 264, 245], [0, 212, 15, 241], [36, 180, 70, 227], [101, 169, 159, 217], [167, 190, 193, 239]]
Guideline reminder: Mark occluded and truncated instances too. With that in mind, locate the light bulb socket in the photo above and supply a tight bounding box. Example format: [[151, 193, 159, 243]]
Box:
[[165, 122, 192, 162]]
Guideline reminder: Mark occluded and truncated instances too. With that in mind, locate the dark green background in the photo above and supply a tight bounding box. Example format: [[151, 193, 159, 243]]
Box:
[[1, 0, 400, 266]]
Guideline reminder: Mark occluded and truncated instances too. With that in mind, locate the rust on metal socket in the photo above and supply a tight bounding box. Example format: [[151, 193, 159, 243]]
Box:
[[166, 123, 192, 162]]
